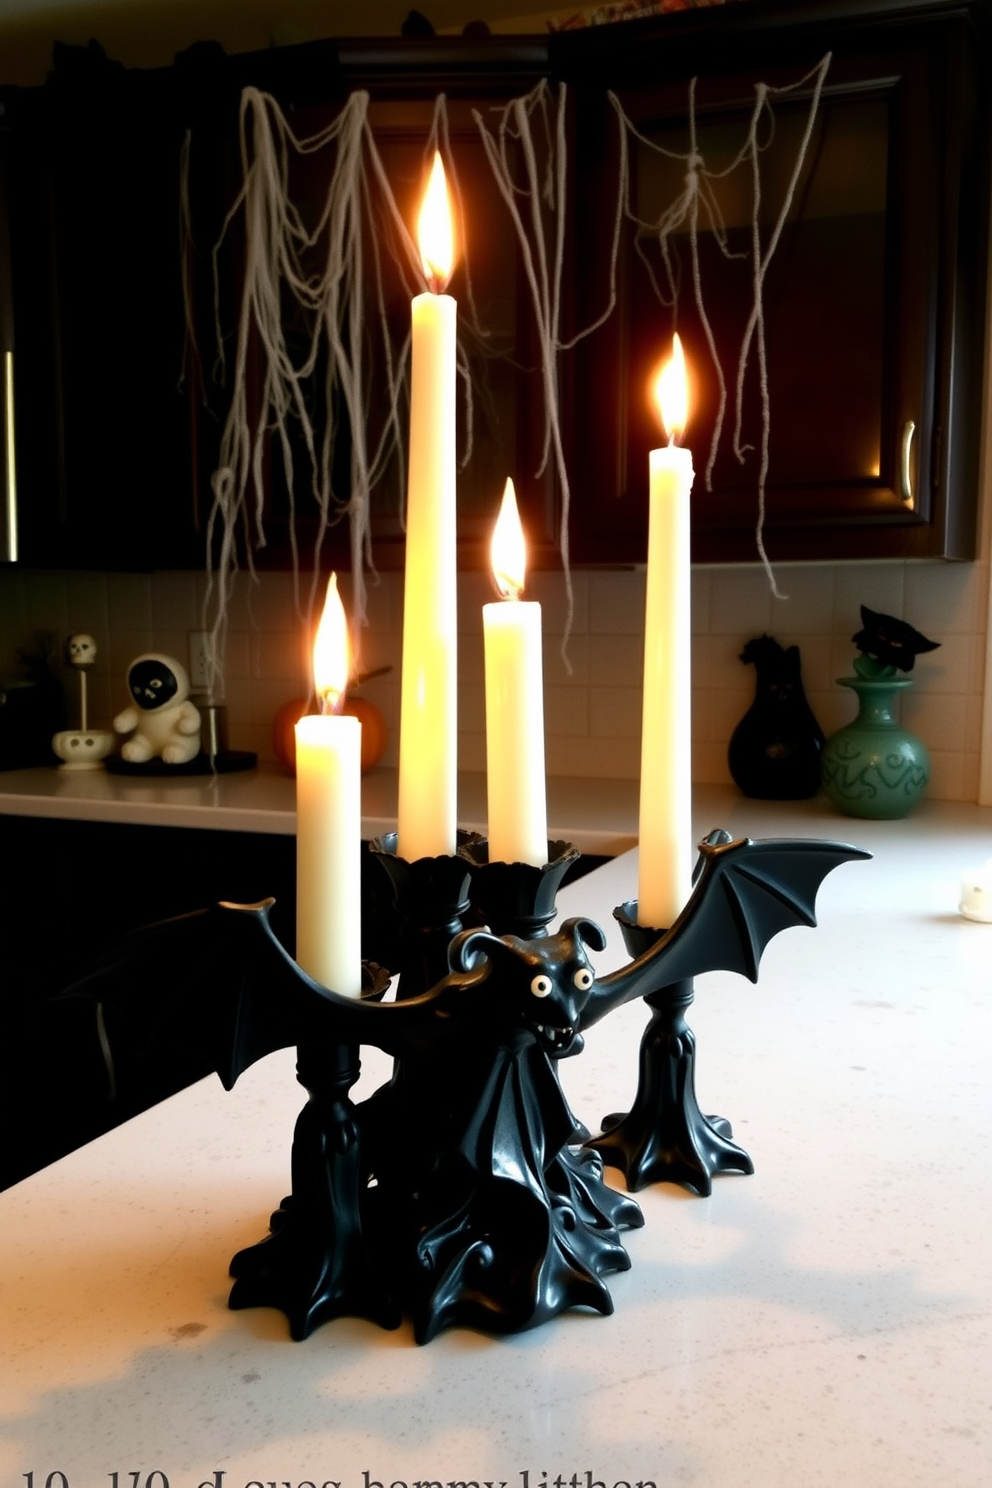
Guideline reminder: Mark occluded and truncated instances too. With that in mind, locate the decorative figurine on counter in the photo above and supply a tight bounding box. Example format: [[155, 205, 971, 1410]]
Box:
[[72, 831, 868, 1344], [114, 653, 201, 765], [52, 632, 114, 770], [821, 606, 940, 819], [728, 635, 825, 799]]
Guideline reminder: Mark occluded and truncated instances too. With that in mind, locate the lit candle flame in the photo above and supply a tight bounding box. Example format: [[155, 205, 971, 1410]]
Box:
[[418, 151, 455, 294], [313, 573, 351, 714], [652, 332, 689, 445], [491, 478, 527, 600]]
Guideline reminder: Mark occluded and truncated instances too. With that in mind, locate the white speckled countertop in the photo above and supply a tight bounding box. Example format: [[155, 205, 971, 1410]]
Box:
[[3, 763, 992, 864], [0, 764, 645, 855], [2, 796, 991, 1486]]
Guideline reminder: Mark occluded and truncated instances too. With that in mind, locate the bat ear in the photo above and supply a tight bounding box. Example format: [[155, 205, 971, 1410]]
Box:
[[560, 916, 607, 953], [693, 828, 735, 884], [448, 928, 508, 973]]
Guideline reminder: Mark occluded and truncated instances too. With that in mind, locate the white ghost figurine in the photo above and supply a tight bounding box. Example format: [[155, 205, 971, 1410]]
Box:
[[114, 653, 202, 765]]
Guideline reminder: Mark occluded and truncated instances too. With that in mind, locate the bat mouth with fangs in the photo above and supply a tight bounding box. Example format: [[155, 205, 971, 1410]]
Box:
[[526, 1019, 578, 1055]]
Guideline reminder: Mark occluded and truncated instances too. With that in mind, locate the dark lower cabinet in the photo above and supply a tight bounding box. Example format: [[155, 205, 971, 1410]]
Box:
[[0, 815, 297, 1189], [0, 813, 606, 1190]]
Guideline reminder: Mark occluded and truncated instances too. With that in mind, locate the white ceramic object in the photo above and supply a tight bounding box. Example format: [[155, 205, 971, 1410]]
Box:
[[959, 859, 992, 922], [54, 634, 111, 766], [52, 728, 114, 770], [65, 631, 100, 735], [67, 633, 97, 667], [114, 653, 202, 765]]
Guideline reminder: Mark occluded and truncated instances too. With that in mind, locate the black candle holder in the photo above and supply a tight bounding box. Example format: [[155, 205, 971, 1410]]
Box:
[[228, 964, 402, 1338], [585, 915, 754, 1196], [74, 828, 869, 1343], [368, 829, 480, 997], [458, 838, 580, 938]]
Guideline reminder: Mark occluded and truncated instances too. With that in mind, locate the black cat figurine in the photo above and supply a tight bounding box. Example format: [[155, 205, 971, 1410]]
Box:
[[728, 635, 825, 799]]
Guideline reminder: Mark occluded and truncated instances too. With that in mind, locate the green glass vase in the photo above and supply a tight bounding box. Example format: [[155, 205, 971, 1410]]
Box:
[[820, 667, 930, 819]]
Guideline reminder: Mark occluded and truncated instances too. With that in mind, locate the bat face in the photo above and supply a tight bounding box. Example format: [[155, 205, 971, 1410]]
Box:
[[454, 917, 606, 1056], [515, 942, 593, 1054]]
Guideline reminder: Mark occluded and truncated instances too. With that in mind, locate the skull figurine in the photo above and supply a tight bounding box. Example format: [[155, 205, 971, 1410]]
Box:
[[68, 634, 98, 668]]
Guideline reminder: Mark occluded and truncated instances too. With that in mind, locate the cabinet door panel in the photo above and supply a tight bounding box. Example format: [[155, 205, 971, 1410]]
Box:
[[4, 53, 201, 570], [567, 20, 983, 564], [1, 6, 986, 573]]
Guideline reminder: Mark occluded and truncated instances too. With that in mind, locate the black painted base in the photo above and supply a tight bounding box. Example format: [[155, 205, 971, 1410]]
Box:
[[585, 901, 754, 1196], [229, 1028, 643, 1343], [586, 978, 753, 1196], [228, 1041, 401, 1337]]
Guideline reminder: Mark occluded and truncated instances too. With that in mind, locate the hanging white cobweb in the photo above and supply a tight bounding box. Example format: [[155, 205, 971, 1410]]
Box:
[[190, 55, 831, 693], [607, 54, 832, 596], [197, 87, 422, 694]]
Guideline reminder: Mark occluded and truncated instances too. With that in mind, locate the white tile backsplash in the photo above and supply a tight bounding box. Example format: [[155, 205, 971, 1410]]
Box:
[[2, 551, 989, 801]]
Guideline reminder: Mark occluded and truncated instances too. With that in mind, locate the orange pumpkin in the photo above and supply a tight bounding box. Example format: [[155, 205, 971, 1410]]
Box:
[[272, 695, 388, 776]]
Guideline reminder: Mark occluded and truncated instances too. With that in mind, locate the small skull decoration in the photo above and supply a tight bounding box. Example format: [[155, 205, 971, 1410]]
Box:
[[68, 634, 98, 668]]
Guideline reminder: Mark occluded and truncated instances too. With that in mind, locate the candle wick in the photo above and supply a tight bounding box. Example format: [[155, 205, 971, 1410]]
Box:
[[319, 689, 343, 716], [493, 572, 522, 602]]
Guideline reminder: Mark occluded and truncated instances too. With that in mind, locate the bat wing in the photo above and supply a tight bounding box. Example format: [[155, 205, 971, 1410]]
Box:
[[65, 899, 449, 1088], [583, 835, 871, 1025]]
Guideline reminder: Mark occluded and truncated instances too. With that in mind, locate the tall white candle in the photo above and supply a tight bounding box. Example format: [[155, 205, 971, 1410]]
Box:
[[296, 574, 362, 997], [483, 478, 548, 867], [638, 335, 695, 930], [398, 151, 458, 862]]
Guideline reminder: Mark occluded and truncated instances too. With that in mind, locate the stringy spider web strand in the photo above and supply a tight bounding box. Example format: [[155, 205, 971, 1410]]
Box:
[[474, 83, 578, 656], [733, 54, 832, 597], [204, 86, 432, 677], [199, 57, 831, 696], [606, 55, 829, 592]]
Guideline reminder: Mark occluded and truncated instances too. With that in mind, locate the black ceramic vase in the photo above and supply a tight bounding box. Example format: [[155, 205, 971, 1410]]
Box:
[[728, 635, 824, 799]]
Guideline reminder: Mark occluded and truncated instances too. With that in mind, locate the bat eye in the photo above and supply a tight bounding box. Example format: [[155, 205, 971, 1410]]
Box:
[[573, 968, 594, 991], [530, 974, 553, 999]]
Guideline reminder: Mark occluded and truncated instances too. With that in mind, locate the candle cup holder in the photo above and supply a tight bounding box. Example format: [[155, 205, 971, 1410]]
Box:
[[368, 829, 481, 998], [72, 831, 869, 1342], [584, 901, 754, 1196], [459, 838, 580, 938]]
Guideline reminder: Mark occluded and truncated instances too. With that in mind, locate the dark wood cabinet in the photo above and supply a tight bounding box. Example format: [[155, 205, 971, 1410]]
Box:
[[0, 0, 987, 573], [0, 814, 297, 1188], [562, 0, 990, 563], [2, 46, 201, 569]]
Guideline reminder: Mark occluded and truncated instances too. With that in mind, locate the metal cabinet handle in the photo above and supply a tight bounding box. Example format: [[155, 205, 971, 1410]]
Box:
[[900, 419, 916, 508], [3, 350, 16, 562]]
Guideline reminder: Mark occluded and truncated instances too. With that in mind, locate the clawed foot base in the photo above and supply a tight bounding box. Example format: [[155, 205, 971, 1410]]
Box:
[[229, 1195, 402, 1339], [586, 980, 753, 1196], [588, 1106, 753, 1196]]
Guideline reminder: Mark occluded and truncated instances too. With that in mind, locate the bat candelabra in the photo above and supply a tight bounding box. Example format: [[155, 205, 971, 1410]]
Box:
[[77, 828, 868, 1344]]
